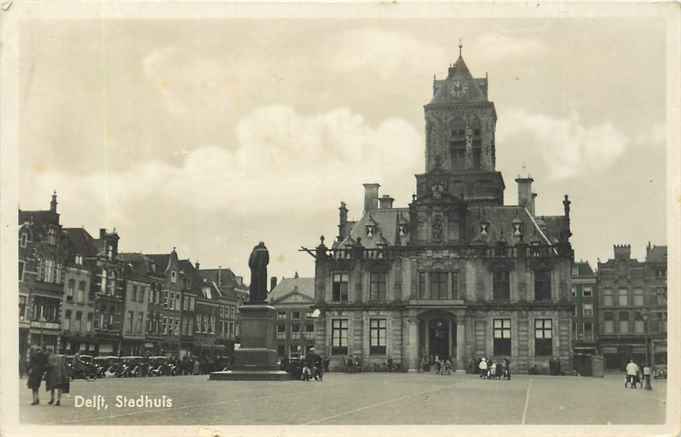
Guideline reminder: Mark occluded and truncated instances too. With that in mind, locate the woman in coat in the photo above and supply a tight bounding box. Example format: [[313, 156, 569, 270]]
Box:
[[27, 347, 47, 405], [45, 352, 68, 406]]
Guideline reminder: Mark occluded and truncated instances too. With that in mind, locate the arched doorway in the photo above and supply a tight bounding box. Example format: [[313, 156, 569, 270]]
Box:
[[418, 311, 457, 363]]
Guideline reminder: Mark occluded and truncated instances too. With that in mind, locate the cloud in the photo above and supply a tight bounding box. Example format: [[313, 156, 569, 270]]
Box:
[[327, 29, 448, 79], [472, 33, 547, 63], [26, 106, 422, 223], [497, 109, 629, 179]]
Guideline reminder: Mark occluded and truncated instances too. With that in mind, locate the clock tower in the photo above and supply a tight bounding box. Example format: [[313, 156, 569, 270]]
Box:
[[420, 44, 504, 207]]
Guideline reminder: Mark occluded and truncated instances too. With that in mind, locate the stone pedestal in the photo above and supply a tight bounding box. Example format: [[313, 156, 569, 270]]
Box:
[[210, 304, 290, 381]]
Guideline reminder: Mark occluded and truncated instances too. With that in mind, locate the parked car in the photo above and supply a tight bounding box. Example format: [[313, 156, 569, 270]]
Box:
[[654, 364, 667, 379]]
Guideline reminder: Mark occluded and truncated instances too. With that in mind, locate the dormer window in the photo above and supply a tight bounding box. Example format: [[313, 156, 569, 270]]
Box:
[[366, 225, 375, 238], [480, 222, 489, 236], [171, 271, 177, 283], [19, 232, 28, 248], [513, 222, 523, 237], [399, 224, 408, 237]]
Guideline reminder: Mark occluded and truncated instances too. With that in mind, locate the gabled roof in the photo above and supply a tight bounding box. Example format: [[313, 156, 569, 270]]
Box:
[[269, 277, 315, 304], [573, 261, 595, 278], [646, 245, 667, 263], [18, 210, 60, 226], [119, 252, 163, 280], [336, 207, 409, 249], [145, 254, 171, 272], [63, 227, 98, 257], [199, 268, 243, 289]]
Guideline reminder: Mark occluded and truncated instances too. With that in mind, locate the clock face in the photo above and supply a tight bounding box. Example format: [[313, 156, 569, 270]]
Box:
[[448, 80, 467, 97]]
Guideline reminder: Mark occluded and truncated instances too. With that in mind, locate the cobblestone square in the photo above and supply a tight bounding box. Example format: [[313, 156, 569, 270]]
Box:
[[19, 373, 666, 426]]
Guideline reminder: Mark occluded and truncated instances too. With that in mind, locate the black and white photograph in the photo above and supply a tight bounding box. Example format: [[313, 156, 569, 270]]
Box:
[[1, 2, 679, 436]]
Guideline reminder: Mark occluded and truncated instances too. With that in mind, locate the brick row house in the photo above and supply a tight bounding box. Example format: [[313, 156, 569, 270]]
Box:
[[18, 193, 244, 360], [305, 50, 575, 373], [596, 244, 667, 370]]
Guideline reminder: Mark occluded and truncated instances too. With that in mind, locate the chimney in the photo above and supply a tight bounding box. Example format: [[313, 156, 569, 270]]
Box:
[[613, 244, 631, 260], [270, 276, 278, 291], [363, 183, 380, 213], [50, 191, 58, 213], [99, 228, 107, 239], [338, 201, 348, 241], [379, 194, 394, 209], [195, 261, 200, 270], [515, 177, 535, 215]]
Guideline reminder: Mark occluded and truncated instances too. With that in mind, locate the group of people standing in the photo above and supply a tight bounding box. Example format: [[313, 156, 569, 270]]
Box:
[[625, 359, 653, 390], [25, 346, 70, 406], [477, 357, 511, 380]]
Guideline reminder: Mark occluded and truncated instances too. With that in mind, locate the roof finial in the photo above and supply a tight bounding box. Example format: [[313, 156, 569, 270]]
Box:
[[458, 38, 463, 57]]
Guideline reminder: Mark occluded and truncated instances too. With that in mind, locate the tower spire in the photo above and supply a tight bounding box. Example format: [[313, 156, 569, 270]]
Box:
[[458, 38, 463, 57]]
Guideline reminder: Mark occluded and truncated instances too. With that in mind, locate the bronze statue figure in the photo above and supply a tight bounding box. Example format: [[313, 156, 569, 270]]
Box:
[[248, 241, 269, 304]]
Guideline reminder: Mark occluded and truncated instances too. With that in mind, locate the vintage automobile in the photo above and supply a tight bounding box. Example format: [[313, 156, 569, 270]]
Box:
[[148, 356, 177, 376], [93, 356, 122, 378], [66, 354, 98, 379]]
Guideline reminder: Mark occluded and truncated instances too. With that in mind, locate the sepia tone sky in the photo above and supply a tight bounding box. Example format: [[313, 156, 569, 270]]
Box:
[[18, 18, 667, 283]]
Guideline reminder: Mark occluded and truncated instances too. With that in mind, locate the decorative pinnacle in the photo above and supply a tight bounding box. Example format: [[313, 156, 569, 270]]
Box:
[[458, 38, 463, 57]]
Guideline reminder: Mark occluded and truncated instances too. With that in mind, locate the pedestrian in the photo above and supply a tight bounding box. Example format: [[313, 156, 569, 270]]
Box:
[[503, 358, 511, 380], [495, 360, 504, 380], [27, 346, 47, 405], [307, 347, 323, 382], [45, 352, 69, 406], [643, 363, 652, 390], [489, 360, 496, 379], [478, 357, 488, 379], [625, 359, 639, 389]]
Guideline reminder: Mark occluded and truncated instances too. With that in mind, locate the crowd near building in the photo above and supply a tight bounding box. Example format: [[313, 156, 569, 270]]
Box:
[[18, 192, 248, 362]]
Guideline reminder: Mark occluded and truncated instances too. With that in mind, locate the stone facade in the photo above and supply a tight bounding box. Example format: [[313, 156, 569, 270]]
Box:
[[307, 50, 575, 374], [596, 244, 667, 369]]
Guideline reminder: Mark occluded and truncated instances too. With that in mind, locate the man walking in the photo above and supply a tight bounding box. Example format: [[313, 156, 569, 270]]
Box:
[[625, 359, 639, 389]]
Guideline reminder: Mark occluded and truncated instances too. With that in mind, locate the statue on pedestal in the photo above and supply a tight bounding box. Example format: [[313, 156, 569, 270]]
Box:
[[248, 242, 269, 304]]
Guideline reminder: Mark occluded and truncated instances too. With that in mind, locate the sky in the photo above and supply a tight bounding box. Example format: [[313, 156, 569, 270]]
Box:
[[18, 17, 667, 283]]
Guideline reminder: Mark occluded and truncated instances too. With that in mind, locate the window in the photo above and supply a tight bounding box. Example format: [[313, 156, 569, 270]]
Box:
[[633, 289, 644, 306], [100, 269, 107, 292], [44, 259, 55, 283], [331, 319, 348, 355], [634, 312, 645, 333], [171, 271, 177, 283], [19, 232, 28, 248], [603, 312, 614, 334], [430, 272, 448, 299], [583, 287, 593, 297], [331, 272, 349, 303], [75, 311, 82, 331], [571, 287, 576, 297], [131, 285, 137, 302], [86, 313, 93, 331], [534, 319, 552, 356], [127, 311, 134, 334], [292, 323, 301, 339], [75, 254, 83, 265], [418, 272, 427, 298], [618, 289, 628, 306], [602, 289, 614, 306], [277, 311, 287, 320], [305, 323, 314, 332], [77, 281, 86, 303], [618, 311, 629, 333], [583, 303, 593, 318], [369, 319, 387, 355], [106, 245, 113, 260], [451, 272, 459, 299], [19, 261, 24, 281], [66, 279, 75, 301], [493, 319, 511, 356], [493, 271, 510, 300], [657, 288, 667, 305], [139, 287, 145, 303], [292, 311, 301, 320], [534, 270, 551, 301], [19, 296, 26, 321], [64, 310, 72, 330], [369, 272, 387, 301], [276, 323, 286, 339], [162, 291, 169, 309], [584, 321, 593, 339]]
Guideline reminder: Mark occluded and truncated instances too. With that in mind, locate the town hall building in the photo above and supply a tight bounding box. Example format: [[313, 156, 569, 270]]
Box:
[[306, 47, 575, 373]]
